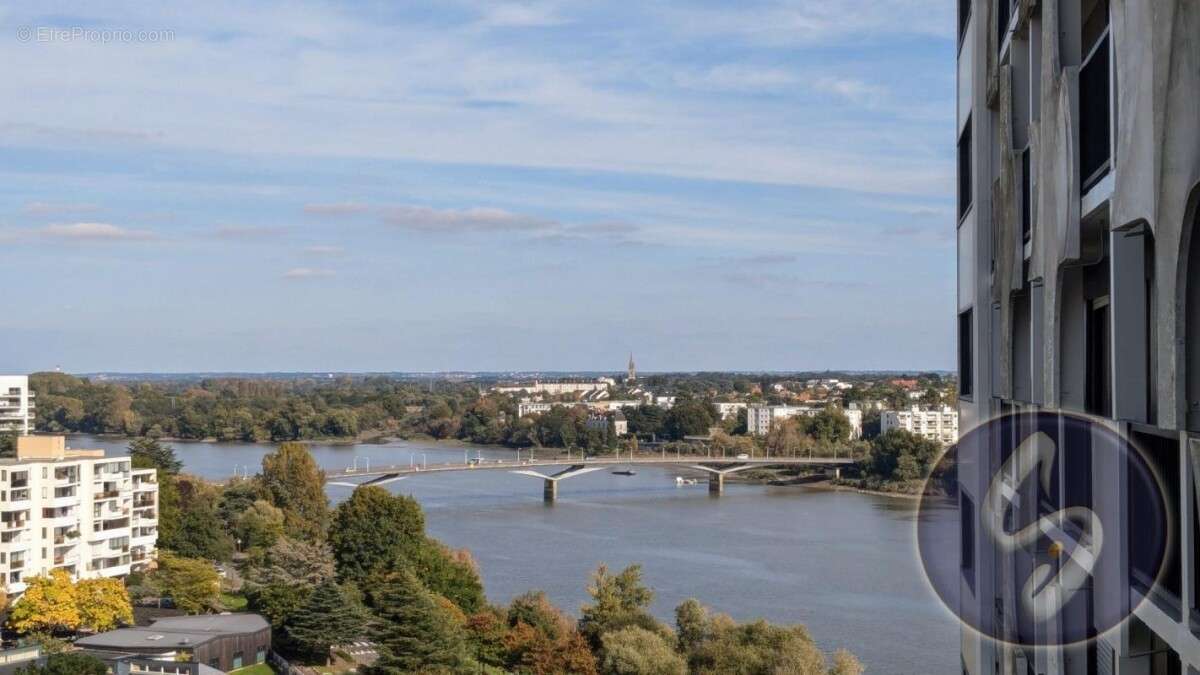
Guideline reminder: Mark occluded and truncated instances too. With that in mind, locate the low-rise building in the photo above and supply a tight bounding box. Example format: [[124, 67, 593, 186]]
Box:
[[0, 376, 34, 435], [879, 406, 958, 445], [714, 402, 747, 420], [75, 614, 271, 673], [1, 436, 159, 596], [586, 412, 628, 436]]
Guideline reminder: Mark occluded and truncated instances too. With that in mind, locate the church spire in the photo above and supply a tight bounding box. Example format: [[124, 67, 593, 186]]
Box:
[[627, 352, 637, 382]]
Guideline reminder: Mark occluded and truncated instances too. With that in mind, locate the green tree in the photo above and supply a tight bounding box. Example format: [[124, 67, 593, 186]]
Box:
[[235, 500, 285, 550], [128, 437, 183, 474], [863, 429, 942, 483], [285, 580, 366, 665], [164, 477, 234, 560], [243, 537, 335, 629], [329, 487, 425, 586], [599, 627, 687, 675], [16, 652, 107, 675], [662, 400, 716, 440], [578, 564, 662, 649], [260, 442, 328, 541], [154, 553, 219, 614], [674, 598, 709, 654], [366, 569, 473, 674]]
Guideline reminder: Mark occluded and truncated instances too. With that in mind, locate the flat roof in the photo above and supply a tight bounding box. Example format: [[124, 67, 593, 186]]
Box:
[[75, 613, 269, 651]]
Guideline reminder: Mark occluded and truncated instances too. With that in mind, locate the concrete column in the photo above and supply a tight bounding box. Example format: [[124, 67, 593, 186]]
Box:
[[708, 472, 724, 496], [543, 479, 557, 503]]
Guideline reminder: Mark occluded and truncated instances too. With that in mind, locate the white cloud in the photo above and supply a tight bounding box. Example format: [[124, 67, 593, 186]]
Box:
[[303, 202, 370, 216], [22, 201, 100, 215], [814, 76, 886, 105], [477, 2, 565, 28], [39, 222, 157, 242], [212, 225, 288, 239], [282, 267, 335, 279], [382, 205, 556, 233], [303, 245, 345, 255]]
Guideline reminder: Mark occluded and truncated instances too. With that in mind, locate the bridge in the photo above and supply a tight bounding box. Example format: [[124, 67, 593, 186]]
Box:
[[320, 452, 855, 502]]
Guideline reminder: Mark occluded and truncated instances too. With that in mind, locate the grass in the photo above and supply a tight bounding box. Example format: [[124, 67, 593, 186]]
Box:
[[220, 592, 249, 611]]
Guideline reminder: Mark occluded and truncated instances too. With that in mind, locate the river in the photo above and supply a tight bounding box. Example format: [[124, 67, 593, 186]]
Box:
[[67, 434, 959, 674]]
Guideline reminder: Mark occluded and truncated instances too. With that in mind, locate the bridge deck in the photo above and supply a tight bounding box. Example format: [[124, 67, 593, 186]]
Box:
[[320, 455, 854, 481]]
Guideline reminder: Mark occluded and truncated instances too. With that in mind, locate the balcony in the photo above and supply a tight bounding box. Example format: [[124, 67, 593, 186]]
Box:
[[94, 490, 120, 501]]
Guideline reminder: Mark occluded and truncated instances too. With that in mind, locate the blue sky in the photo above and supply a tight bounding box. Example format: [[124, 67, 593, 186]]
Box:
[[0, 1, 957, 373]]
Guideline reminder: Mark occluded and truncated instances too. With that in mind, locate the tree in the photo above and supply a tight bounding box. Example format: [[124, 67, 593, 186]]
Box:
[[662, 400, 716, 440], [599, 627, 687, 675], [578, 564, 661, 649], [76, 577, 133, 633], [329, 487, 425, 586], [808, 409, 851, 444], [162, 476, 234, 560], [285, 580, 366, 665], [128, 437, 183, 474], [674, 599, 709, 654], [863, 429, 942, 483], [260, 442, 328, 541], [235, 500, 285, 550], [243, 537, 335, 628], [7, 569, 79, 634], [154, 553, 219, 614], [366, 569, 472, 674], [16, 652, 107, 675]]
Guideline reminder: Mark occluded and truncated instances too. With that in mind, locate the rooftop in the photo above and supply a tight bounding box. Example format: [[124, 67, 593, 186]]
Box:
[[75, 614, 269, 651]]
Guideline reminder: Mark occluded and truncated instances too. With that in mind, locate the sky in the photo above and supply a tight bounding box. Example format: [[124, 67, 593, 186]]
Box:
[[0, 1, 958, 374]]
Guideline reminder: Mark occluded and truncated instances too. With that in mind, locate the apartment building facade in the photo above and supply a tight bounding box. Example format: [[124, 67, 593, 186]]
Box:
[[0, 375, 35, 435], [0, 436, 158, 596], [746, 404, 863, 439], [881, 406, 959, 445], [956, 0, 1200, 673]]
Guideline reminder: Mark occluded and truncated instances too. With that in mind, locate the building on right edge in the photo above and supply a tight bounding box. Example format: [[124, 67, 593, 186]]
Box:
[[957, 0, 1200, 673]]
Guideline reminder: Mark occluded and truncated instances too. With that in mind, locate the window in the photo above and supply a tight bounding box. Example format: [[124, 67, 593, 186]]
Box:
[[996, 0, 1013, 50], [961, 492, 975, 591], [1129, 430, 1179, 615], [958, 0, 972, 44], [1187, 208, 1200, 432], [958, 117, 973, 221], [959, 309, 974, 397], [1079, 0, 1111, 192], [1021, 148, 1032, 243], [1086, 298, 1111, 417]]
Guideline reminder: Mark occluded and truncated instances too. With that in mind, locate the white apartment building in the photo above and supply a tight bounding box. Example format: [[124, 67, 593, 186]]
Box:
[[0, 376, 35, 435], [0, 436, 158, 596], [714, 402, 747, 420], [516, 401, 554, 417], [517, 400, 641, 418], [586, 412, 628, 437], [747, 405, 862, 439], [880, 406, 958, 445], [494, 380, 609, 396]]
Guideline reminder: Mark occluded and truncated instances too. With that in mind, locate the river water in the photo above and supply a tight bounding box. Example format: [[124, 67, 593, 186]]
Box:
[[68, 434, 958, 673]]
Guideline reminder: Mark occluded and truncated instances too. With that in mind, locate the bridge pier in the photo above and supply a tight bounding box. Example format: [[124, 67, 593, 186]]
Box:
[[544, 478, 558, 503], [708, 472, 724, 495]]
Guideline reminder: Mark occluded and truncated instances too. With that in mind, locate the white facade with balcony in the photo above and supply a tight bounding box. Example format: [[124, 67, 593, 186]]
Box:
[[0, 376, 34, 435], [880, 406, 958, 445], [0, 436, 158, 596]]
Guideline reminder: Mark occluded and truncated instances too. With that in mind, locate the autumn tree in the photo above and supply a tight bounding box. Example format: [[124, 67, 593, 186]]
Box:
[[260, 442, 328, 541], [7, 569, 79, 634], [76, 577, 133, 632], [154, 553, 219, 614]]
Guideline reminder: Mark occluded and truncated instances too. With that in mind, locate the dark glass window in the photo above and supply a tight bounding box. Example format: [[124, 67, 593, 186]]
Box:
[[958, 0, 972, 44], [1129, 431, 1179, 615], [961, 492, 975, 591], [958, 118, 973, 221], [1085, 300, 1111, 417], [1021, 148, 1032, 243], [997, 0, 1013, 50], [959, 309, 974, 397]]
